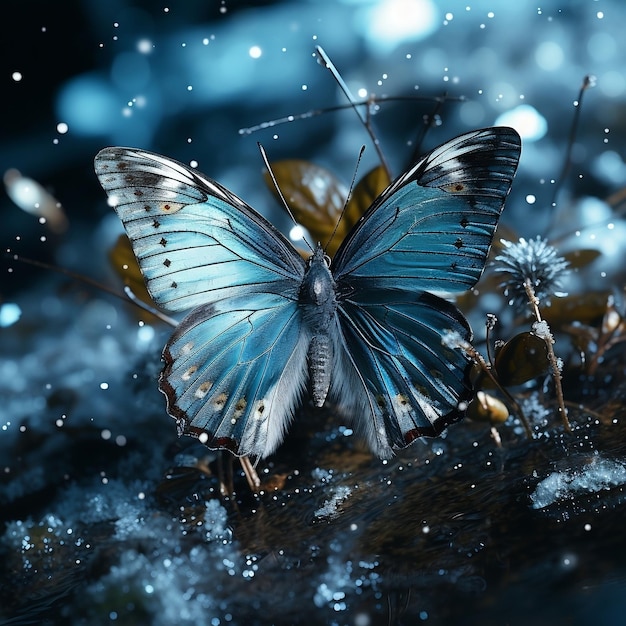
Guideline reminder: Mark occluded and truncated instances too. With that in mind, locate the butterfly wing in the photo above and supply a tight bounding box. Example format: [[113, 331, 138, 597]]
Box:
[[331, 290, 472, 458], [332, 127, 521, 293], [94, 147, 305, 312], [331, 127, 521, 457], [159, 292, 309, 458], [95, 148, 308, 457]]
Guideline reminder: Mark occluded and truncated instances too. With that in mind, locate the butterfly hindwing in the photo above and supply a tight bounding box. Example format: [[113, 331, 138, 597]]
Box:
[[159, 292, 309, 458], [333, 290, 472, 458], [94, 147, 305, 313], [332, 127, 522, 294]]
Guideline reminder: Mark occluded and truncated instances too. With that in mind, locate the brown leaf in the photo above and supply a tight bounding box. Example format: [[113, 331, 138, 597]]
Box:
[[344, 165, 391, 231], [108, 234, 154, 307], [494, 331, 550, 386], [263, 160, 347, 253], [563, 248, 602, 269]]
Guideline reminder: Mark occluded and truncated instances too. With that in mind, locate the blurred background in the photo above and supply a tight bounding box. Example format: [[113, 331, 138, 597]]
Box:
[[2, 2, 626, 624], [2, 0, 626, 293]]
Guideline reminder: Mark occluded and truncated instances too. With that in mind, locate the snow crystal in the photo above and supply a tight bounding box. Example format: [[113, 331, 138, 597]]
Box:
[[532, 320, 552, 340], [315, 485, 352, 519], [530, 456, 626, 509], [203, 498, 231, 542], [311, 467, 334, 483]]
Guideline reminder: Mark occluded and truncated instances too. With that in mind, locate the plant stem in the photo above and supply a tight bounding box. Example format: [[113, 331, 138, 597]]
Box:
[[462, 342, 534, 439], [524, 279, 571, 431]]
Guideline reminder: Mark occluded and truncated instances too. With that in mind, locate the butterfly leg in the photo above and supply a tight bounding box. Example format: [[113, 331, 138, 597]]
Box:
[[215, 452, 260, 494], [216, 451, 234, 497], [240, 455, 261, 492]]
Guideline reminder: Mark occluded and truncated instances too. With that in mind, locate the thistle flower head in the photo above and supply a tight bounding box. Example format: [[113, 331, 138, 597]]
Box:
[[492, 236, 569, 312]]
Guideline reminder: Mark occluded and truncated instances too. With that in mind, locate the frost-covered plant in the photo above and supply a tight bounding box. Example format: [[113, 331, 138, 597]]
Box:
[[493, 236, 569, 314], [492, 237, 571, 431]]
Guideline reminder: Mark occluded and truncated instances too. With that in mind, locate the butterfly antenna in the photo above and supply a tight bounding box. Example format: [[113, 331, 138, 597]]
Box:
[[257, 142, 314, 253], [6, 251, 178, 327], [315, 45, 392, 181], [324, 145, 367, 255]]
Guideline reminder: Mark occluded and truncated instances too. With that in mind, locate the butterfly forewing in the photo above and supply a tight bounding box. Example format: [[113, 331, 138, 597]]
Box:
[[332, 127, 522, 294], [95, 147, 305, 313]]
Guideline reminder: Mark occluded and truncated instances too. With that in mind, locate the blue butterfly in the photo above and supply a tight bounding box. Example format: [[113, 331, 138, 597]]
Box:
[[94, 127, 521, 459]]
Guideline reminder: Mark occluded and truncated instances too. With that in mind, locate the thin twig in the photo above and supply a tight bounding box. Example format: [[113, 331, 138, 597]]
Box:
[[523, 279, 571, 431], [461, 341, 534, 439]]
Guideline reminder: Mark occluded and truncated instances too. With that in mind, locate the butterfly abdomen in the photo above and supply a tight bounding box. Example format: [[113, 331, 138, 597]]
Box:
[[308, 334, 332, 407], [299, 246, 338, 407]]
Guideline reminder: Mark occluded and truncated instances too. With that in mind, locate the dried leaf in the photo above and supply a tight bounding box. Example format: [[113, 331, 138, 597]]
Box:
[[542, 291, 610, 328], [263, 160, 347, 253], [563, 248, 602, 269], [343, 165, 391, 232], [264, 161, 391, 257], [494, 331, 550, 386], [108, 233, 154, 306]]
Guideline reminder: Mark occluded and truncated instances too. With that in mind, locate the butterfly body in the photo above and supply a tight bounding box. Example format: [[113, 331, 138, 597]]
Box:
[[298, 245, 338, 406], [95, 127, 521, 460]]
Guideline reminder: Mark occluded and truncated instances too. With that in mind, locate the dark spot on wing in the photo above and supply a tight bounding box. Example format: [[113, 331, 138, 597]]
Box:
[[152, 218, 160, 228], [125, 172, 163, 187], [460, 216, 469, 228], [454, 238, 463, 249], [163, 258, 171, 268], [159, 237, 167, 247]]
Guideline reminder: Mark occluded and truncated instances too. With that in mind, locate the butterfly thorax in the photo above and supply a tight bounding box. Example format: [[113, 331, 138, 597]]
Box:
[[299, 245, 338, 407]]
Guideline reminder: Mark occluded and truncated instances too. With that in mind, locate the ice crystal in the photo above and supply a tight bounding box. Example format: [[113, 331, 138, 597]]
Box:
[[493, 237, 569, 313], [531, 457, 626, 509]]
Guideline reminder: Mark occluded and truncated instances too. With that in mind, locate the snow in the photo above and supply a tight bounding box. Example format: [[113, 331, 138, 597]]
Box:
[[530, 456, 626, 509], [315, 485, 352, 519]]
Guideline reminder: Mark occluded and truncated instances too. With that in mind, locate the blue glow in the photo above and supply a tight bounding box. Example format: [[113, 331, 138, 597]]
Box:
[[535, 41, 564, 71], [495, 105, 547, 142], [110, 53, 151, 91], [0, 303, 21, 328], [356, 0, 439, 52], [592, 150, 626, 184], [56, 75, 119, 136]]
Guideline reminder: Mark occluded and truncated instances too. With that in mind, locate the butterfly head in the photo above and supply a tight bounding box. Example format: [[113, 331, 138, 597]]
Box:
[[306, 243, 332, 268], [300, 244, 336, 311]]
